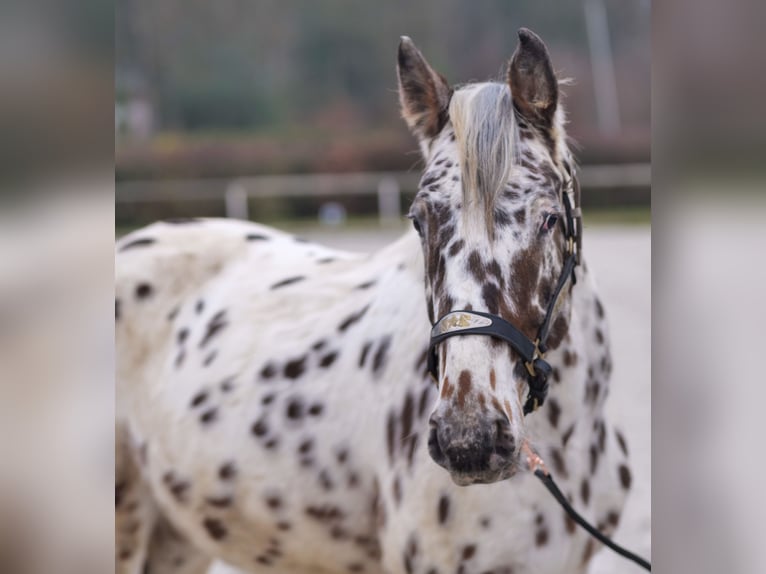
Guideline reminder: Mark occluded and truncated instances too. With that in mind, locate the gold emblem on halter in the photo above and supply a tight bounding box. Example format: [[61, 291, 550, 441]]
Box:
[[434, 312, 492, 336]]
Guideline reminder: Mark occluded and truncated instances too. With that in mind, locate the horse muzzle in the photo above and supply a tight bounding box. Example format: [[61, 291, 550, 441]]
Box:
[[427, 413, 519, 485]]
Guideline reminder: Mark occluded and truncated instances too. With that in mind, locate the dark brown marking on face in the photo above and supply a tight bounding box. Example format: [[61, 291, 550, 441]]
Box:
[[271, 276, 306, 290], [202, 518, 227, 540], [482, 283, 501, 315], [199, 310, 227, 348], [456, 370, 473, 408], [508, 244, 544, 337], [547, 398, 561, 428], [264, 438, 279, 449], [319, 351, 338, 368], [437, 294, 454, 319], [441, 376, 454, 399], [135, 283, 153, 300], [196, 300, 204, 314], [284, 356, 307, 379], [277, 521, 291, 531], [513, 209, 526, 225], [115, 299, 121, 320], [580, 479, 591, 505], [615, 430, 629, 456], [489, 369, 497, 391], [219, 462, 237, 480], [448, 239, 465, 257], [246, 233, 268, 241], [338, 305, 371, 333], [618, 464, 632, 489], [317, 257, 336, 264], [466, 251, 486, 282], [372, 336, 392, 374]]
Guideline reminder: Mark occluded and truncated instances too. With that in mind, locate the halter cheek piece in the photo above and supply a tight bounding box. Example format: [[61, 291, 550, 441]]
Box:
[[427, 175, 582, 416]]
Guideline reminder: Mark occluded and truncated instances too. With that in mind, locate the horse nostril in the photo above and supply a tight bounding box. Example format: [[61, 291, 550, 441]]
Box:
[[493, 418, 515, 458], [428, 424, 445, 462]]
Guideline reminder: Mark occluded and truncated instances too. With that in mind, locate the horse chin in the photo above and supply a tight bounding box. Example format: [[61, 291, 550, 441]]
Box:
[[448, 464, 518, 486]]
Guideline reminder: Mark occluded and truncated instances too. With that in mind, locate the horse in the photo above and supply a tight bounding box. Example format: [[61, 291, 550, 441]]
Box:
[[116, 29, 632, 574]]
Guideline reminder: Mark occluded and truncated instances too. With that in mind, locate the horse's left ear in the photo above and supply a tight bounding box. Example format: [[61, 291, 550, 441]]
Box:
[[508, 28, 558, 129], [397, 36, 451, 142]]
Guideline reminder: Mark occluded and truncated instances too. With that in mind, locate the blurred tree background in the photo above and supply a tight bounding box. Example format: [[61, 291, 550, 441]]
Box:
[[116, 0, 649, 180]]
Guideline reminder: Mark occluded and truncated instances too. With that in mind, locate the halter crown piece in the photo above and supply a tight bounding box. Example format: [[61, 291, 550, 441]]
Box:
[[427, 176, 582, 416]]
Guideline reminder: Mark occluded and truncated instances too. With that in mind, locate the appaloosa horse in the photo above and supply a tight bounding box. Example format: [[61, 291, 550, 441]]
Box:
[[116, 29, 632, 574]]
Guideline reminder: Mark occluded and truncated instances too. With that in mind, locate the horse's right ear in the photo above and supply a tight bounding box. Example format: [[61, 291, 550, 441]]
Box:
[[397, 37, 451, 142]]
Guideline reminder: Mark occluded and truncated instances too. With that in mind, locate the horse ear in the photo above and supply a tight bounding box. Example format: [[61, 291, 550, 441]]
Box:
[[397, 37, 451, 142], [508, 28, 558, 128]]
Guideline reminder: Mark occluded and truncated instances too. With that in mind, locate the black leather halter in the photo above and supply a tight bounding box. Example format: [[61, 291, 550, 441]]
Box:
[[427, 176, 582, 416]]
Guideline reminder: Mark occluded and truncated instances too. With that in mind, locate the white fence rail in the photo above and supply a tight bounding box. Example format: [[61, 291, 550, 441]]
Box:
[[117, 164, 650, 224]]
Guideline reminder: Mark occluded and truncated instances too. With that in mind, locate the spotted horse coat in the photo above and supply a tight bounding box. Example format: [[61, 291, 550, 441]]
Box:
[[116, 29, 632, 574]]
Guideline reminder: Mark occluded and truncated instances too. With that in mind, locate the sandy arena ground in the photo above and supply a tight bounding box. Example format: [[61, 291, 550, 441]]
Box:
[[211, 224, 651, 574]]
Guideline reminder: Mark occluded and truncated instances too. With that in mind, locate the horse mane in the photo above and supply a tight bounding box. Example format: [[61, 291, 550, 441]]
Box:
[[449, 82, 519, 237]]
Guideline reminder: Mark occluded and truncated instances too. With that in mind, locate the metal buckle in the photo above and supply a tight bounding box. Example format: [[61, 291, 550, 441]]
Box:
[[567, 235, 575, 255], [524, 338, 545, 378]]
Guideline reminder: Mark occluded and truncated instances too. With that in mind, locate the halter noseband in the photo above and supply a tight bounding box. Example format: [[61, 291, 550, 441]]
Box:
[[427, 176, 582, 416]]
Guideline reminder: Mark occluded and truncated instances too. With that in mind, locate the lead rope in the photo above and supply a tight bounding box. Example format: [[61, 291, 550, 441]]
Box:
[[522, 443, 651, 571]]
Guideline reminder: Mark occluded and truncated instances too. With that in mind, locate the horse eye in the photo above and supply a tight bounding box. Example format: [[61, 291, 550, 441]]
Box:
[[412, 218, 423, 236], [542, 213, 559, 232]]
